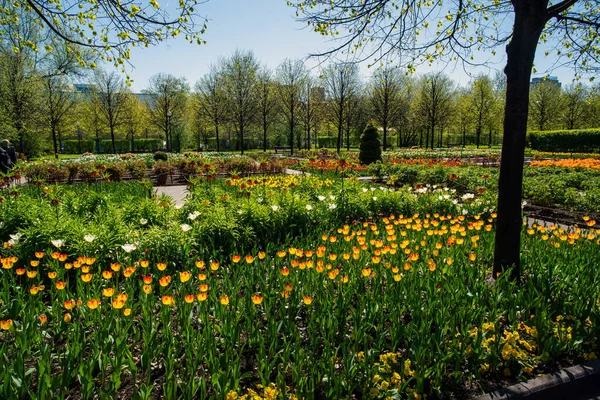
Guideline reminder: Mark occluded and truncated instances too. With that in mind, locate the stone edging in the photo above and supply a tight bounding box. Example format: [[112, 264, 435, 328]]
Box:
[[472, 359, 600, 399]]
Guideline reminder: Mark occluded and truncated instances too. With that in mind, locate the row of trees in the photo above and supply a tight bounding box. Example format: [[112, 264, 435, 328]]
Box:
[[3, 42, 600, 156]]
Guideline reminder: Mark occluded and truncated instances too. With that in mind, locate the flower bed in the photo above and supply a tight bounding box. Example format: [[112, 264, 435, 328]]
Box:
[[1, 179, 599, 398]]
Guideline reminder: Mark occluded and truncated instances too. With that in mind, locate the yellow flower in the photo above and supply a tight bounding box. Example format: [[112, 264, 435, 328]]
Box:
[[251, 295, 264, 305], [87, 299, 101, 309], [159, 276, 172, 287], [0, 319, 13, 330], [232, 255, 241, 263], [156, 262, 167, 271], [143, 284, 152, 294], [63, 313, 71, 323], [303, 296, 314, 305], [245, 255, 254, 264], [179, 271, 192, 283], [195, 260, 205, 269], [103, 287, 115, 297], [184, 294, 195, 303], [197, 292, 208, 302], [161, 295, 175, 306], [220, 295, 230, 305], [226, 390, 238, 400], [63, 299, 75, 310], [81, 273, 93, 282]]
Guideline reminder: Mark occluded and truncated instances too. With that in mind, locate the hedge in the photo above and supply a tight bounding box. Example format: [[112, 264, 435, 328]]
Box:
[[59, 138, 164, 154], [528, 129, 600, 153]]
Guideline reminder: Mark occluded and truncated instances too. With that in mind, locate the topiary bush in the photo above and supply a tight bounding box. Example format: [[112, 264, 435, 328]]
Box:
[[153, 151, 168, 161], [359, 122, 382, 165]]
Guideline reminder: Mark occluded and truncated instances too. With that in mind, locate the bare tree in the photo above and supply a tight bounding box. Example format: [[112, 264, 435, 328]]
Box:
[[223, 50, 260, 155], [561, 83, 587, 130], [300, 77, 323, 151], [95, 71, 128, 154], [417, 72, 453, 149], [369, 67, 405, 150], [469, 74, 496, 148], [529, 80, 563, 131], [277, 59, 308, 155], [257, 67, 279, 152], [43, 76, 77, 157], [145, 73, 189, 152], [321, 62, 360, 153], [195, 64, 228, 152]]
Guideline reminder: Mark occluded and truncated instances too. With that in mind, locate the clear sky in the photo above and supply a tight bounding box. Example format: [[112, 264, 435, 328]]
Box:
[[114, 0, 581, 93]]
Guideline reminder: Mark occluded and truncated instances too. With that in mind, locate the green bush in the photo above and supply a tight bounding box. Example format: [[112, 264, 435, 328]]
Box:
[[528, 129, 600, 153], [153, 151, 168, 161], [359, 123, 382, 165]]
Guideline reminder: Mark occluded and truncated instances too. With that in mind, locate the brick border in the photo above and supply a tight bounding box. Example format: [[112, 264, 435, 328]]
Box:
[[472, 359, 600, 399]]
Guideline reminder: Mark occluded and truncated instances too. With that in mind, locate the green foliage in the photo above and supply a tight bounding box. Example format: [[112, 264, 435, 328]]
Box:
[[359, 122, 382, 164], [528, 129, 600, 153], [153, 151, 168, 161]]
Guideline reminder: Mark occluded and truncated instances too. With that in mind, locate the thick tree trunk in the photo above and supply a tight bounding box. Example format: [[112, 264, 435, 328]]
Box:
[[494, 5, 546, 279]]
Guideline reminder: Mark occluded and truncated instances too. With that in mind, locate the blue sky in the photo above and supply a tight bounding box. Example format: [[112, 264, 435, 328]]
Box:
[[115, 0, 580, 92]]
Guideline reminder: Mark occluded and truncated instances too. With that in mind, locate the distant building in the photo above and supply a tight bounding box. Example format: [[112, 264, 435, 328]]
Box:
[[530, 76, 561, 89]]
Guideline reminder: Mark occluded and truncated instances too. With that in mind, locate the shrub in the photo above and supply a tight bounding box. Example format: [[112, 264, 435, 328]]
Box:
[[528, 129, 600, 153], [153, 151, 168, 161], [105, 163, 126, 182], [128, 160, 148, 180], [359, 123, 382, 165]]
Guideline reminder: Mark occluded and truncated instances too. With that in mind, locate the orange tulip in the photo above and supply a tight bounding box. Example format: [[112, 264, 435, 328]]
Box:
[[87, 299, 101, 309]]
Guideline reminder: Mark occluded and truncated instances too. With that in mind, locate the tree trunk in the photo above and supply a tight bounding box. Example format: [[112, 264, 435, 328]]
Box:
[[494, 5, 546, 279], [290, 104, 295, 156], [51, 124, 58, 159], [263, 119, 268, 152], [111, 126, 116, 154], [383, 123, 388, 151], [215, 124, 220, 152]]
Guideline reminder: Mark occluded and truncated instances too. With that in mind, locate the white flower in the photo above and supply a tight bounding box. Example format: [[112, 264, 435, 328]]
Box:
[[188, 211, 200, 221], [362, 188, 368, 192], [522, 200, 528, 207], [461, 193, 475, 201], [329, 195, 336, 200], [140, 218, 148, 225], [83, 234, 96, 243], [328, 203, 337, 210], [453, 200, 459, 205], [9, 233, 22, 241], [51, 239, 65, 249], [372, 196, 377, 201], [181, 224, 192, 232], [122, 243, 136, 253], [271, 205, 279, 212], [371, 187, 376, 191], [8, 239, 18, 246], [174, 204, 183, 210], [306, 204, 313, 210], [257, 197, 263, 203], [318, 195, 326, 201], [462, 209, 469, 215]]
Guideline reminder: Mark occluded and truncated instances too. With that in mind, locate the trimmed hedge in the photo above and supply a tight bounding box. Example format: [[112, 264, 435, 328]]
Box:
[[60, 138, 164, 154], [528, 129, 600, 153]]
